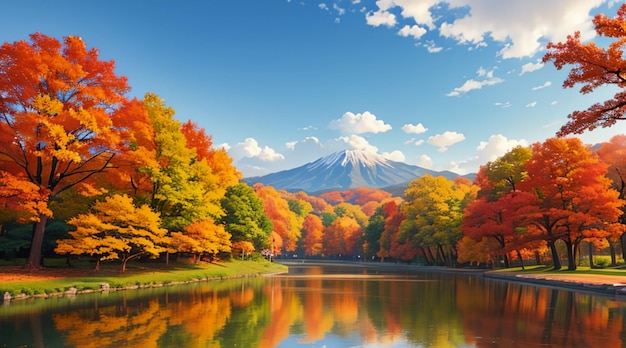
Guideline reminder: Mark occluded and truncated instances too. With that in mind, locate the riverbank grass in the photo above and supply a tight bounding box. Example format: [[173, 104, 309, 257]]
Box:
[[0, 259, 287, 297]]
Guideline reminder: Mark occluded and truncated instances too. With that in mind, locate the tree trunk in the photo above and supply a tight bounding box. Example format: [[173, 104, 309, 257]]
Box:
[[565, 241, 576, 271], [588, 242, 595, 268], [535, 251, 541, 265], [25, 215, 48, 270], [608, 239, 618, 266], [621, 233, 626, 261], [516, 250, 525, 271], [548, 240, 561, 270], [503, 253, 510, 268]]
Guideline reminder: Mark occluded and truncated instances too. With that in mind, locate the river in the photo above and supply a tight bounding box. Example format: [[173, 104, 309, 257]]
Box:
[[1, 261, 625, 347]]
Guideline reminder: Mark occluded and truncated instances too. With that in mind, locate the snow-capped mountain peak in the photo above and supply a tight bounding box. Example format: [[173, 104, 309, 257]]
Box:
[[244, 149, 465, 193], [307, 149, 392, 171]]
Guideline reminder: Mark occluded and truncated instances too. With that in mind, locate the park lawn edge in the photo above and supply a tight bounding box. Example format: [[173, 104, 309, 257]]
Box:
[[0, 259, 287, 302]]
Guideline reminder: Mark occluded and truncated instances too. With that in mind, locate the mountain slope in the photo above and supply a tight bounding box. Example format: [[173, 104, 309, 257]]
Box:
[[244, 149, 463, 193]]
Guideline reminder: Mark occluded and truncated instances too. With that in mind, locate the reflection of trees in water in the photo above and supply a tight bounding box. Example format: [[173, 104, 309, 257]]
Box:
[[457, 278, 626, 347], [9, 269, 626, 347]]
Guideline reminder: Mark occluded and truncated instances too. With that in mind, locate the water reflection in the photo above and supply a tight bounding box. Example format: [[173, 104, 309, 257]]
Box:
[[1, 263, 626, 347]]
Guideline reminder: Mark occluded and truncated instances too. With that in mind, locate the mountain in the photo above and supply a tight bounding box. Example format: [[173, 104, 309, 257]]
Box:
[[244, 149, 470, 193]]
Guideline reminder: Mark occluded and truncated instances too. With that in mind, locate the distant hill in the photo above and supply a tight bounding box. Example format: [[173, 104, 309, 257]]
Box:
[[244, 149, 473, 193]]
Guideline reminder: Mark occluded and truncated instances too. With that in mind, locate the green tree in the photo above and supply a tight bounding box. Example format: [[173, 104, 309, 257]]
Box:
[[221, 183, 273, 251]]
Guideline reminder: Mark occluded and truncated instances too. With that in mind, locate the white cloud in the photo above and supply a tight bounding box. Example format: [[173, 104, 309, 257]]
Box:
[[424, 40, 443, 53], [229, 137, 284, 162], [365, 10, 396, 27], [402, 123, 428, 134], [319, 3, 328, 11], [520, 61, 544, 75], [447, 79, 502, 96], [416, 154, 434, 169], [452, 134, 529, 174], [365, 0, 604, 59], [447, 67, 504, 96], [475, 134, 528, 164], [382, 150, 406, 162], [398, 24, 427, 39], [329, 111, 392, 134], [285, 136, 321, 151], [334, 134, 380, 153], [526, 101, 537, 108], [532, 81, 552, 90], [495, 101, 511, 108], [427, 131, 465, 152], [333, 3, 346, 15]]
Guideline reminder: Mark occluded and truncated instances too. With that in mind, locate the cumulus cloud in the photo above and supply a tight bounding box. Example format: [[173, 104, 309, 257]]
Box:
[[364, 0, 603, 59], [398, 24, 427, 39], [229, 137, 284, 162], [402, 123, 428, 134], [335, 134, 380, 153], [366, 9, 396, 27], [495, 101, 511, 108], [475, 134, 528, 164], [526, 101, 537, 108], [520, 61, 544, 75], [382, 150, 406, 162], [427, 131, 466, 152], [447, 67, 503, 97], [532, 81, 552, 90], [416, 154, 434, 169], [451, 134, 529, 174], [285, 136, 321, 151], [329, 111, 392, 134]]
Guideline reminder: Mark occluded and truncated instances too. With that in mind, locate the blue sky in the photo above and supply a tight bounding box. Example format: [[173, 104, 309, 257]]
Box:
[[3, 0, 625, 177]]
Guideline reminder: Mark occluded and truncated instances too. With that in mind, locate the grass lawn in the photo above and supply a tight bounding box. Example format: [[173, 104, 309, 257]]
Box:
[[0, 258, 287, 297]]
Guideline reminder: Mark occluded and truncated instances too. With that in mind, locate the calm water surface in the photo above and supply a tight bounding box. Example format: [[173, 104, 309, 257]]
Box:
[[1, 262, 626, 347]]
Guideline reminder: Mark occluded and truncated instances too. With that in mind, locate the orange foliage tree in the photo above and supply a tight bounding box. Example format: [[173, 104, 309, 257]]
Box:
[[543, 4, 626, 135], [254, 184, 302, 253], [302, 214, 324, 256], [518, 138, 624, 270], [461, 146, 535, 267], [596, 134, 626, 261], [0, 33, 140, 269], [170, 217, 231, 262], [322, 216, 362, 257]]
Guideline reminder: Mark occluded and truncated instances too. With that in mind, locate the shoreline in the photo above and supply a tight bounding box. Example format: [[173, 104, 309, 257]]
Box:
[[279, 260, 626, 297], [4, 259, 626, 304]]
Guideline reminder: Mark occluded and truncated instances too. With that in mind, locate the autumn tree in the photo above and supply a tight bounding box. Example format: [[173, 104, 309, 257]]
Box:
[[400, 175, 477, 266], [543, 4, 626, 135], [170, 217, 231, 262], [322, 216, 362, 257], [140, 93, 226, 230], [0, 33, 142, 269], [519, 138, 624, 270], [221, 183, 273, 251], [301, 214, 324, 256], [55, 194, 168, 271], [179, 120, 241, 197], [254, 184, 302, 253], [596, 134, 626, 261], [461, 146, 534, 267]]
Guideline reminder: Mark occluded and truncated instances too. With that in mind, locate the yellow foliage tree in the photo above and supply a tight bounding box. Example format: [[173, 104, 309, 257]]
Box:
[[55, 194, 169, 271]]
